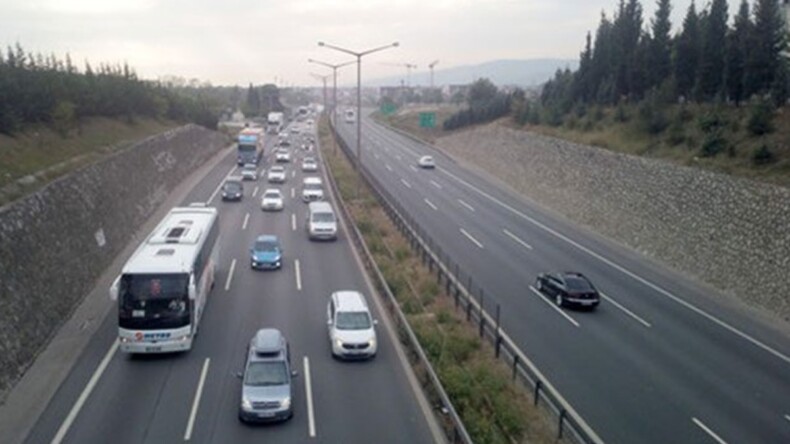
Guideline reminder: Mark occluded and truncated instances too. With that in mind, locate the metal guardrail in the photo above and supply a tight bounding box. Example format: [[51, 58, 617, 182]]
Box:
[[329, 120, 604, 444], [321, 120, 473, 444]]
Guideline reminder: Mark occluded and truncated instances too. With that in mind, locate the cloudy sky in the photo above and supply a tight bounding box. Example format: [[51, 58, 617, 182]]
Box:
[[1, 0, 715, 86]]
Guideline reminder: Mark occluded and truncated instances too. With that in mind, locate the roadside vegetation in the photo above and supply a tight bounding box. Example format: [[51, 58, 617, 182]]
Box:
[[319, 116, 558, 444]]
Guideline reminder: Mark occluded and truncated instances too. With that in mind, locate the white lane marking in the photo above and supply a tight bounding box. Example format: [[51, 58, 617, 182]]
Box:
[[439, 167, 790, 366], [184, 358, 210, 441], [224, 259, 237, 291], [600, 292, 652, 328], [424, 199, 438, 211], [294, 259, 302, 291], [374, 153, 380, 159], [241, 213, 250, 231], [409, 165, 418, 172], [503, 229, 533, 251], [303, 356, 316, 438], [385, 164, 393, 172], [205, 164, 238, 204], [430, 180, 442, 189], [400, 178, 412, 189], [395, 154, 402, 161], [460, 228, 484, 249], [292, 170, 296, 178], [252, 186, 259, 198], [692, 418, 728, 444], [457, 199, 475, 212], [291, 188, 295, 199], [784, 414, 790, 423], [529, 286, 580, 328], [51, 340, 119, 444], [291, 213, 297, 231]]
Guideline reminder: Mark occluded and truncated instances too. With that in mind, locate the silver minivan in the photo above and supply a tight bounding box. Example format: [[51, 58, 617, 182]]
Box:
[[238, 329, 296, 423], [307, 201, 337, 241]]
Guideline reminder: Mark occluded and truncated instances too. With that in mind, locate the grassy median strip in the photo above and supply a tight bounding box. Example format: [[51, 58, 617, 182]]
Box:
[[319, 117, 557, 444]]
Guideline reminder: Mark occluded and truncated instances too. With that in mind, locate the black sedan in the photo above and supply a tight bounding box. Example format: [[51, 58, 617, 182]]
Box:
[[535, 272, 600, 310]]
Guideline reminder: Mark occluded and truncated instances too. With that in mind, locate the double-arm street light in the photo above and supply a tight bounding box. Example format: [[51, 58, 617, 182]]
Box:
[[309, 72, 331, 112], [318, 41, 399, 181], [307, 58, 355, 131]]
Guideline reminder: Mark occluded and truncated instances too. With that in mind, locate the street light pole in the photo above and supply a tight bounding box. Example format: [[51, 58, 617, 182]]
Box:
[[318, 41, 399, 196], [307, 58, 355, 148]]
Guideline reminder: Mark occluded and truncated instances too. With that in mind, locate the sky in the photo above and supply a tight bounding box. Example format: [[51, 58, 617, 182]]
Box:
[[0, 0, 737, 87]]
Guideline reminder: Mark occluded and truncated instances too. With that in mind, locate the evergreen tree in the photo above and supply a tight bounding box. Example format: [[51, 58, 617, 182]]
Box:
[[726, 0, 752, 105], [696, 0, 728, 101], [746, 0, 789, 102], [245, 83, 260, 116], [648, 0, 673, 91], [674, 1, 701, 100], [573, 32, 594, 103], [590, 12, 617, 104]]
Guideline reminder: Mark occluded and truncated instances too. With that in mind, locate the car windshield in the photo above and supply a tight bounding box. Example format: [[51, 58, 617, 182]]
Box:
[[245, 361, 288, 386], [312, 212, 334, 223], [254, 240, 278, 252], [335, 311, 371, 330], [224, 182, 241, 191], [565, 277, 594, 292], [264, 191, 280, 199], [270, 167, 284, 173], [305, 183, 322, 190]]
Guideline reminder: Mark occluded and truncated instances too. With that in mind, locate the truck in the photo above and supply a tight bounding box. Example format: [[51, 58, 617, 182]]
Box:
[[237, 127, 264, 165], [267, 112, 284, 134]]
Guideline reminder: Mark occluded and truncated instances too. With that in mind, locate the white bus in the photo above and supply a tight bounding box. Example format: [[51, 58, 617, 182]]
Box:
[[110, 205, 220, 353]]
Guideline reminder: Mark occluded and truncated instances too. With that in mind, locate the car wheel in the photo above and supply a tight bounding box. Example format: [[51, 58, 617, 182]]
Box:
[[555, 294, 564, 307]]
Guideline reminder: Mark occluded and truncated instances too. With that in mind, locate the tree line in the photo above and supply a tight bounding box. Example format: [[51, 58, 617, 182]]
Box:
[[536, 0, 788, 120], [0, 43, 219, 135]]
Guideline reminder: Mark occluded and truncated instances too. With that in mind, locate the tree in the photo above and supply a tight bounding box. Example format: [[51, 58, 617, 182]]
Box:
[[467, 78, 498, 109], [245, 83, 260, 116], [746, 0, 789, 102], [573, 32, 594, 103], [674, 1, 701, 99], [648, 0, 673, 91], [726, 0, 751, 105], [695, 0, 728, 101]]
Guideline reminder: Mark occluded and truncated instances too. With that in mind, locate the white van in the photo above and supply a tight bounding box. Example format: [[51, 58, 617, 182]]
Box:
[[327, 291, 377, 359], [302, 177, 324, 202], [307, 201, 337, 241]]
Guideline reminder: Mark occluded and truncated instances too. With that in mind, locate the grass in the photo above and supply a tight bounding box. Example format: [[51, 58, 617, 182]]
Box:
[[372, 104, 463, 144], [0, 117, 182, 205], [320, 115, 558, 443]]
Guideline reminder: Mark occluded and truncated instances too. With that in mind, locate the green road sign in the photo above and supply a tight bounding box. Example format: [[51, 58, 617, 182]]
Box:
[[381, 103, 397, 115], [419, 112, 436, 128]]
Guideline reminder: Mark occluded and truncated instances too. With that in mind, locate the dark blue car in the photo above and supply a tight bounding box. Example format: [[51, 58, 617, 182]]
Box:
[[250, 235, 283, 270]]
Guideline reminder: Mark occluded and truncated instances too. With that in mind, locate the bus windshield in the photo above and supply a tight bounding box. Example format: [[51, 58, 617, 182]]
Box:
[[238, 144, 256, 152], [119, 273, 190, 329]]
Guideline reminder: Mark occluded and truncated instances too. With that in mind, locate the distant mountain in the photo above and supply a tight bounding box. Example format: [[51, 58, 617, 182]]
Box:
[[365, 59, 578, 88]]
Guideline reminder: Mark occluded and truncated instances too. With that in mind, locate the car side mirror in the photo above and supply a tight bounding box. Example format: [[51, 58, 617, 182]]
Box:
[[109, 276, 120, 301], [373, 319, 379, 325], [235, 371, 243, 379], [327, 319, 333, 326], [291, 370, 299, 378]]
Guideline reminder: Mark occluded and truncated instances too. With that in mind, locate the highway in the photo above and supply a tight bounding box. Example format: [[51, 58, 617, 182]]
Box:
[[334, 112, 790, 444], [22, 122, 440, 444]]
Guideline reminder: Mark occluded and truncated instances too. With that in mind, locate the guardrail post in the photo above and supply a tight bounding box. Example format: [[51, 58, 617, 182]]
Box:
[[494, 304, 501, 358], [558, 409, 566, 440], [454, 286, 459, 308], [466, 296, 472, 321], [478, 290, 485, 338], [512, 354, 519, 381], [534, 380, 541, 405]]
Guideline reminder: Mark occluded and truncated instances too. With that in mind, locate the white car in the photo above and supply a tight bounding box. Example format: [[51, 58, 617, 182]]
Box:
[[241, 163, 258, 180], [260, 189, 284, 211], [275, 149, 291, 163], [417, 155, 435, 169], [301, 157, 318, 172], [302, 177, 324, 202], [267, 165, 287, 183], [327, 291, 377, 359]]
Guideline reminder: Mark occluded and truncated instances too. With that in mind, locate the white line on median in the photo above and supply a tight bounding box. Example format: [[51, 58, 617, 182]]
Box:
[[252, 186, 259, 198], [460, 228, 484, 249], [224, 259, 237, 291], [600, 292, 652, 328], [409, 165, 417, 172], [385, 164, 393, 172], [503, 229, 533, 250], [303, 356, 316, 438], [51, 340, 119, 444], [241, 213, 249, 231], [458, 199, 475, 212], [400, 178, 412, 189], [294, 259, 302, 291], [692, 418, 728, 444], [205, 164, 238, 205], [424, 199, 438, 211], [291, 213, 297, 231], [528, 286, 580, 328], [439, 167, 790, 366], [430, 180, 442, 189], [184, 358, 210, 441]]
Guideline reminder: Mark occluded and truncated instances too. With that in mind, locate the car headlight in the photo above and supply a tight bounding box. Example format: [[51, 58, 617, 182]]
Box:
[[281, 397, 291, 409], [335, 338, 344, 348], [368, 338, 376, 348], [241, 397, 252, 410]]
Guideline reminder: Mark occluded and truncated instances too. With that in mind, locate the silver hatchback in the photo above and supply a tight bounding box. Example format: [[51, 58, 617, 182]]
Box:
[[238, 329, 297, 423]]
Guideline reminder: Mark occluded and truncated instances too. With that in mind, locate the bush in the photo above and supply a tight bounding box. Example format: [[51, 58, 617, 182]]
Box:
[[697, 109, 727, 134], [637, 98, 669, 135], [747, 100, 775, 136], [614, 102, 629, 122], [700, 132, 728, 157], [752, 145, 777, 165]]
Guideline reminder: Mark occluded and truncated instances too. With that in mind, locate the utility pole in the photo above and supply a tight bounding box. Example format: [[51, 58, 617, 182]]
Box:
[[428, 60, 439, 89]]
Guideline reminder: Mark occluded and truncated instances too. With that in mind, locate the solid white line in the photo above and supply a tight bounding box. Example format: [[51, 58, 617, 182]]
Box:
[[224, 259, 237, 291], [409, 165, 418, 172], [503, 229, 533, 250], [385, 164, 393, 172], [529, 286, 580, 328], [51, 340, 119, 444], [291, 187, 295, 199], [292, 170, 296, 178], [184, 358, 210, 441], [294, 259, 302, 291], [291, 213, 297, 231], [439, 167, 790, 366], [600, 292, 652, 328], [424, 199, 438, 211], [460, 228, 484, 249], [303, 356, 316, 438], [400, 178, 412, 189], [429, 180, 442, 189], [205, 164, 238, 205], [252, 186, 259, 198], [692, 418, 728, 444], [241, 213, 249, 231], [457, 199, 475, 212], [784, 414, 790, 423]]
